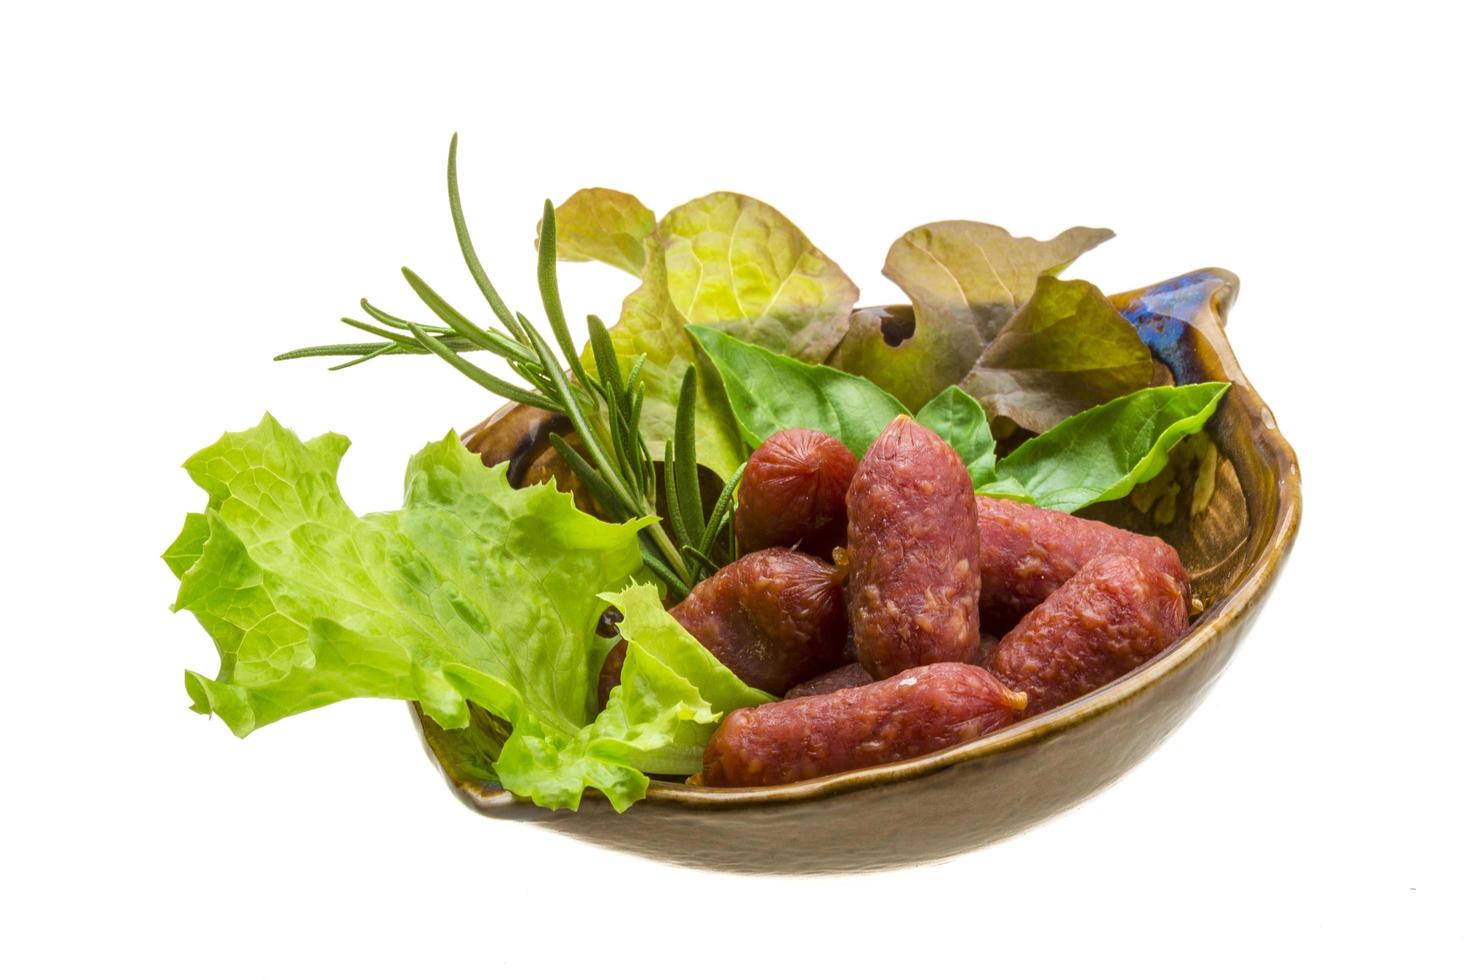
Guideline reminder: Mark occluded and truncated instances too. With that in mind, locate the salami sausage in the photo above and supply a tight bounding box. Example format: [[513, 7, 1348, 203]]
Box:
[[700, 662, 1026, 787], [846, 416, 983, 679], [598, 547, 848, 705], [735, 428, 858, 558], [989, 552, 1189, 716], [783, 661, 872, 699], [975, 496, 1188, 630]]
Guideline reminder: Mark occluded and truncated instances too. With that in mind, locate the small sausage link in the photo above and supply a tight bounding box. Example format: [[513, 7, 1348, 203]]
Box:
[[700, 662, 1025, 787], [735, 428, 858, 559], [989, 552, 1189, 716], [598, 548, 848, 706], [975, 496, 1189, 631], [783, 661, 873, 699], [846, 416, 983, 679]]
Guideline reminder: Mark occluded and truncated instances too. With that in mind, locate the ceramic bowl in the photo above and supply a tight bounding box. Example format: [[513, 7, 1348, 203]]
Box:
[[413, 268, 1301, 874]]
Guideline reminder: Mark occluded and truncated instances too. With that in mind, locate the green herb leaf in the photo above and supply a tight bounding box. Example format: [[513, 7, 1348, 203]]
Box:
[[975, 475, 1036, 502], [591, 242, 746, 479], [671, 365, 705, 545], [914, 385, 999, 488], [539, 188, 656, 276], [166, 416, 762, 811], [996, 382, 1231, 513], [536, 200, 594, 390], [447, 133, 521, 335], [688, 324, 906, 457], [697, 461, 745, 557], [831, 222, 1114, 409], [962, 276, 1154, 433]]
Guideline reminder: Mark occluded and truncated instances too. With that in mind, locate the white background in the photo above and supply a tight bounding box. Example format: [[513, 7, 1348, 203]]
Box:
[[3, 2, 1466, 976]]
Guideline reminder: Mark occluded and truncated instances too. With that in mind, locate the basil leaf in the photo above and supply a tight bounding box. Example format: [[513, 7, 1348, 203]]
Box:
[[997, 382, 1230, 513], [914, 385, 999, 488], [963, 276, 1154, 433], [688, 323, 905, 457], [976, 476, 1035, 502]]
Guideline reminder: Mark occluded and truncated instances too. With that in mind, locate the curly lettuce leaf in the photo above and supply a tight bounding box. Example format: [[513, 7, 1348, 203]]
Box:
[[166, 415, 762, 811], [554, 190, 858, 478], [593, 583, 774, 776], [831, 221, 1113, 409], [996, 382, 1230, 512], [963, 276, 1154, 433]]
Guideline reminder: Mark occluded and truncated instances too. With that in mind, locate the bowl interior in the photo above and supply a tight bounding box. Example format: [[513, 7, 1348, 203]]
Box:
[[432, 267, 1300, 811]]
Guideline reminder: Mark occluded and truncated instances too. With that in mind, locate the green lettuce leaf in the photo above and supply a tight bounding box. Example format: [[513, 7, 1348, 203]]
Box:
[[540, 188, 655, 275], [555, 190, 859, 478], [914, 385, 1000, 488], [594, 582, 773, 776], [962, 276, 1154, 433], [831, 221, 1114, 409], [688, 323, 905, 458], [492, 583, 770, 805], [996, 382, 1230, 512], [167, 415, 763, 811]]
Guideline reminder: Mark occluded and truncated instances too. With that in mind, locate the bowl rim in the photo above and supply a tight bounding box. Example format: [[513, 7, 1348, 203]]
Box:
[[423, 283, 1303, 813]]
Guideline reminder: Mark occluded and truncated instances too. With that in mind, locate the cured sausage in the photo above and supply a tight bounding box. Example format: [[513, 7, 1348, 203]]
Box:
[[975, 496, 1188, 630], [846, 416, 983, 679], [989, 552, 1189, 716], [783, 661, 872, 699], [700, 662, 1026, 787], [734, 428, 858, 558], [598, 547, 848, 705]]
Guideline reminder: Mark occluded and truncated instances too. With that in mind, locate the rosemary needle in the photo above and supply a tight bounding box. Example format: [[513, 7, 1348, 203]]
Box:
[[275, 135, 731, 591]]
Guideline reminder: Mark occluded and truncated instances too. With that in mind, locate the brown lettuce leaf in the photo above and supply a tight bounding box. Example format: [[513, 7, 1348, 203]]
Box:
[[962, 276, 1153, 433], [830, 221, 1113, 409]]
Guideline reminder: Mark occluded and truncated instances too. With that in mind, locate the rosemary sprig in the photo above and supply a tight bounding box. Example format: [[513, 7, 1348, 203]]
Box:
[[276, 135, 731, 596]]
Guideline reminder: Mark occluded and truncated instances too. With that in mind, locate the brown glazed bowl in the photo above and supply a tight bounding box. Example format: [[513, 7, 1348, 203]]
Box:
[[413, 268, 1301, 874]]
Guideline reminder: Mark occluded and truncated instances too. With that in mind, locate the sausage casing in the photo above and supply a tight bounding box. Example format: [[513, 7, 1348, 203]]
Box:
[[598, 547, 848, 704], [701, 662, 1025, 787], [846, 416, 983, 679], [735, 428, 858, 559], [783, 661, 872, 699], [975, 496, 1188, 630], [989, 552, 1189, 716]]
